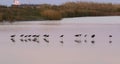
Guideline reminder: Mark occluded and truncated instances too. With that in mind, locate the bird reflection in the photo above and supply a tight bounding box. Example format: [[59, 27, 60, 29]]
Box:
[[74, 40, 81, 43], [84, 40, 87, 43], [24, 39, 27, 42], [43, 38, 49, 43], [11, 38, 15, 42], [28, 38, 31, 41], [60, 41, 64, 44], [91, 40, 95, 44], [109, 41, 112, 44], [20, 39, 24, 42]]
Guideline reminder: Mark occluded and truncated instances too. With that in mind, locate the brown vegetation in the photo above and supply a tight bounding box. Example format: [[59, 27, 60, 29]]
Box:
[[0, 2, 120, 22], [0, 13, 3, 21], [59, 2, 120, 17], [41, 9, 62, 20]]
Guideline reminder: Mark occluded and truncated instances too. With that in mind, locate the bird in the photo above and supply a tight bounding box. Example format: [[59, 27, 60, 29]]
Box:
[[36, 35, 40, 37], [43, 34, 49, 37], [109, 35, 112, 37], [75, 34, 82, 37], [20, 34, 24, 37], [11, 35, 16, 37], [32, 35, 37, 37], [84, 34, 87, 37], [24, 35, 28, 37], [28, 35, 31, 37], [60, 35, 64, 37], [91, 34, 95, 38]]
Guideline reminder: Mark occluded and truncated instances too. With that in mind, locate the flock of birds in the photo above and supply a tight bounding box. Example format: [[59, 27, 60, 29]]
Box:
[[74, 34, 96, 44], [11, 34, 49, 43], [10, 34, 112, 44]]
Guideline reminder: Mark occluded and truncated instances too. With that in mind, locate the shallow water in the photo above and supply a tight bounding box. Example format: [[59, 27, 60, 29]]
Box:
[[0, 24, 120, 64]]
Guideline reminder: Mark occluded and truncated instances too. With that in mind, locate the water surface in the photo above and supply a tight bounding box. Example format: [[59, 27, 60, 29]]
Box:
[[0, 23, 120, 64]]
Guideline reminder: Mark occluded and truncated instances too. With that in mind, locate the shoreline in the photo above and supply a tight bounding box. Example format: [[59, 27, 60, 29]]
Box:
[[0, 16, 120, 25]]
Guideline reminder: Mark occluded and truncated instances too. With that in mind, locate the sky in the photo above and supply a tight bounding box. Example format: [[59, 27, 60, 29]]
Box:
[[0, 0, 120, 6]]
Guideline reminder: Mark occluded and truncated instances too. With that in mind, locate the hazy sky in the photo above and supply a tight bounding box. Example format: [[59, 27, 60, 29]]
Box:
[[0, 0, 120, 6]]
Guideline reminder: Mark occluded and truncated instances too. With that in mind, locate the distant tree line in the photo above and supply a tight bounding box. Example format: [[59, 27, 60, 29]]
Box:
[[0, 2, 120, 22]]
